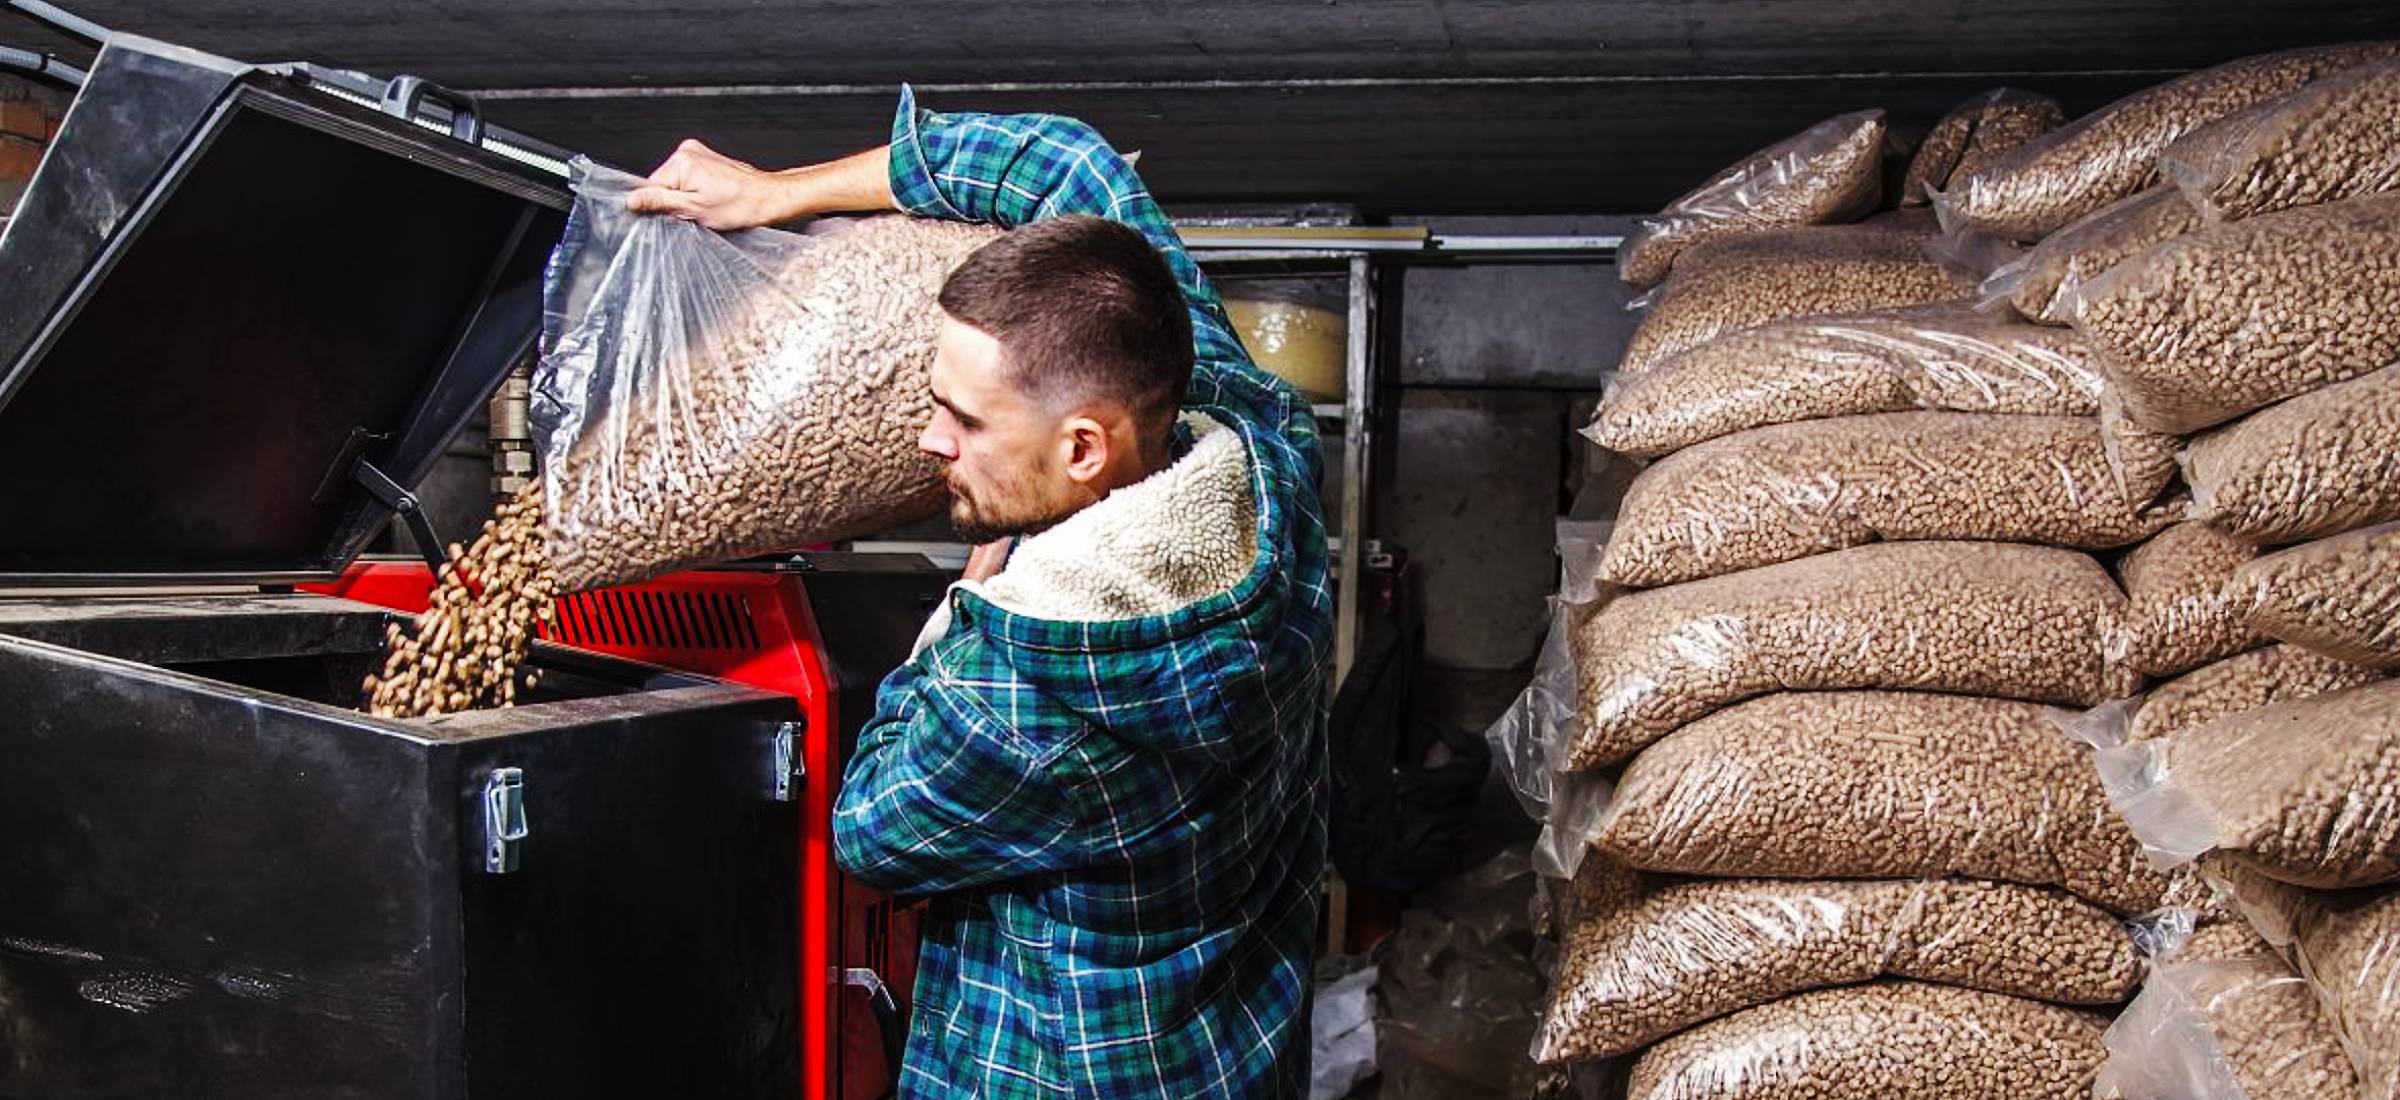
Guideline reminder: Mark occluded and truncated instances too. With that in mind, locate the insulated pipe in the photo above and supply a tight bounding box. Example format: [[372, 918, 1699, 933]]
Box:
[[0, 44, 83, 87], [5, 0, 105, 44]]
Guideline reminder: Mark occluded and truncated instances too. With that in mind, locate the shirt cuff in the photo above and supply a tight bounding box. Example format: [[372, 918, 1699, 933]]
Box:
[[888, 84, 965, 220]]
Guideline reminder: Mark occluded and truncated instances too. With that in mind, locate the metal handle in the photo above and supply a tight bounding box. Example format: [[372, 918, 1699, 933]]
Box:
[[380, 74, 485, 146], [481, 767, 528, 873], [771, 720, 805, 802], [843, 967, 905, 1097]]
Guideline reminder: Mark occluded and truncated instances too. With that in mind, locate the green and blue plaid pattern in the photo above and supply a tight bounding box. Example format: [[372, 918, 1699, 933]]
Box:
[[831, 87, 1333, 1100]]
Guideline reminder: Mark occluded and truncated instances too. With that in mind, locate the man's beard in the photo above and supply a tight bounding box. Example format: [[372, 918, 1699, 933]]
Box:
[[947, 473, 1079, 545]]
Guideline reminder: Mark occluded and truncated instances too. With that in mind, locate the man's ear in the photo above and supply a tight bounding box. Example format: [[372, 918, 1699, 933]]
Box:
[[1060, 414, 1112, 486]]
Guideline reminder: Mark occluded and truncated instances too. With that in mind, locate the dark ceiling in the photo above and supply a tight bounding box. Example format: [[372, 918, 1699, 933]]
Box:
[[8, 1, 2398, 213]]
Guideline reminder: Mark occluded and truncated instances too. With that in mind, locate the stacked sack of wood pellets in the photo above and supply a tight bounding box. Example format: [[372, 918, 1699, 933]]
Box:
[[1978, 47, 2400, 1100], [1500, 42, 2400, 1100]]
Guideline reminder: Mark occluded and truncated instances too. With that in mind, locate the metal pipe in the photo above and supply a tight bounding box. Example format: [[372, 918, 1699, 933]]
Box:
[[488, 359, 535, 502], [5, 0, 105, 44], [468, 67, 2193, 102], [0, 43, 83, 87]]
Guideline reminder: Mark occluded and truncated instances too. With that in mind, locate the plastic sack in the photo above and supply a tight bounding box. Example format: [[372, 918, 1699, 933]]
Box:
[[1596, 690, 2175, 915], [2106, 522, 2268, 678], [2163, 58, 2400, 222], [1374, 846, 1558, 1100], [1903, 89, 2068, 205], [1533, 862, 2135, 1063], [1585, 302, 2107, 459], [1566, 540, 2141, 769], [2120, 644, 2388, 745], [1308, 960, 1378, 1100], [1616, 224, 1969, 375], [1485, 523, 1618, 881], [2096, 920, 2363, 1100], [2182, 363, 2400, 546], [2234, 522, 2400, 669], [2098, 678, 2400, 889], [1626, 981, 2108, 1100], [1982, 186, 2205, 325], [2212, 866, 2400, 1100], [1616, 110, 1887, 290], [1595, 411, 2177, 587], [1933, 42, 2400, 241], [2067, 191, 2400, 435], [534, 161, 998, 591]]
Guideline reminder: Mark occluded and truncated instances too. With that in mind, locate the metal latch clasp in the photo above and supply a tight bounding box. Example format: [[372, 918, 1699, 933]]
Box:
[[481, 767, 528, 873], [772, 720, 805, 802]]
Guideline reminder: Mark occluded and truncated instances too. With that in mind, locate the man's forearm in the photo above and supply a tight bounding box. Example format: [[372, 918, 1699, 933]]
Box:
[[764, 145, 899, 221]]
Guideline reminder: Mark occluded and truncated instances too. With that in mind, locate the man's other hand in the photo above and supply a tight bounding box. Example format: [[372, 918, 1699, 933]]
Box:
[[626, 139, 787, 230]]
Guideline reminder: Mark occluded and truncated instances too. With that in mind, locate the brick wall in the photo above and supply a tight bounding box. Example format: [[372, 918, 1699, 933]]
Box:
[[1, 74, 72, 218]]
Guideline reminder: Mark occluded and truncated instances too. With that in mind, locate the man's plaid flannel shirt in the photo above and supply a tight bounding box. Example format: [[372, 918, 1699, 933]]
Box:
[[831, 87, 1334, 1100]]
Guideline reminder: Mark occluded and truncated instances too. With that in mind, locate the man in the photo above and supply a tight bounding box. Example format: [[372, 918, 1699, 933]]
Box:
[[628, 88, 1333, 1099]]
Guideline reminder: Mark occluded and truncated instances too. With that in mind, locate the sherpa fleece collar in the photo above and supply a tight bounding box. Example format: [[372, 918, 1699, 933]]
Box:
[[974, 411, 1258, 622]]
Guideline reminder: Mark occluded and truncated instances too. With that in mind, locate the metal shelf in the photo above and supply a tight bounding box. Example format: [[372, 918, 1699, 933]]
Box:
[[1189, 231, 1619, 689]]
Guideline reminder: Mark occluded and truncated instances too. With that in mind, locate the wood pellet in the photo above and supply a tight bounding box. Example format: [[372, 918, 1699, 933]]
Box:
[[2162, 57, 2400, 221], [1536, 867, 2136, 1063], [1986, 185, 2203, 325], [2233, 522, 2400, 669], [2107, 521, 2267, 679], [1568, 540, 2142, 768], [1596, 690, 2177, 915], [1617, 224, 1971, 375], [2105, 678, 2400, 889], [2068, 191, 2400, 435], [1586, 302, 2108, 459], [364, 482, 558, 718], [2213, 867, 2400, 1100], [1904, 88, 2065, 204], [1616, 110, 1887, 290], [1626, 982, 2109, 1100], [2125, 644, 2387, 744], [543, 216, 1000, 592], [1596, 411, 2177, 587], [1937, 42, 2400, 241], [2182, 362, 2400, 546], [2097, 925, 2363, 1100]]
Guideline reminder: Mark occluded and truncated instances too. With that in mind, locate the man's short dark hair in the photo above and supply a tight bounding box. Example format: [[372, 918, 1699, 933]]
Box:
[[937, 215, 1194, 442]]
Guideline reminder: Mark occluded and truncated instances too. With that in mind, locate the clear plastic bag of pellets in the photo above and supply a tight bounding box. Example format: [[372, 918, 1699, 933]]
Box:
[[1585, 302, 2110, 459], [2163, 58, 2400, 223], [2233, 522, 2400, 669], [2055, 644, 2389, 749], [2181, 363, 2400, 546], [2105, 522, 2268, 680], [2096, 677, 2400, 890], [1616, 223, 1969, 375], [533, 159, 1001, 592], [1932, 42, 2400, 242], [1532, 857, 2137, 1063], [2210, 864, 2400, 1100], [1615, 110, 1888, 291], [1594, 411, 2179, 587], [2064, 191, 2400, 435], [1594, 690, 2178, 916], [1902, 88, 2067, 205], [2096, 915, 2364, 1100], [1980, 185, 2206, 325], [1565, 540, 2141, 769], [1625, 981, 2110, 1100]]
